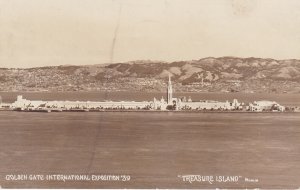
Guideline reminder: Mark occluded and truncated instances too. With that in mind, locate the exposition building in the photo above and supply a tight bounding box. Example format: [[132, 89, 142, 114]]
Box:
[[10, 75, 284, 112]]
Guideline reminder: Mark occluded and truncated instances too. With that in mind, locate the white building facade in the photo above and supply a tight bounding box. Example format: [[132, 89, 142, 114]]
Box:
[[10, 77, 285, 112]]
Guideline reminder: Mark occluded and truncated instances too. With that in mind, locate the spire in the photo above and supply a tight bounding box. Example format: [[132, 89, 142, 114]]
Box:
[[167, 73, 173, 104]]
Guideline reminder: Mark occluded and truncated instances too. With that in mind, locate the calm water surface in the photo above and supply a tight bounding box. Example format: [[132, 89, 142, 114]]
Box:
[[0, 111, 299, 188]]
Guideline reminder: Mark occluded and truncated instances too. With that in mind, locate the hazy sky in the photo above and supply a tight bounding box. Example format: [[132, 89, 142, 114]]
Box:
[[1, 0, 300, 68]]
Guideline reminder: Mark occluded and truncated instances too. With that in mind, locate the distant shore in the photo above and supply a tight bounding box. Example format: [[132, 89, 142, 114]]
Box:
[[1, 108, 299, 114], [1, 91, 300, 106]]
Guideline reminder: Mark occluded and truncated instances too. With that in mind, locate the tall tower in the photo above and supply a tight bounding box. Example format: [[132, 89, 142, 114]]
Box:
[[167, 74, 173, 104]]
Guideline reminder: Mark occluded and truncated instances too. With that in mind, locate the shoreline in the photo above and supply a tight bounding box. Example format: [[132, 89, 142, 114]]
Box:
[[1, 109, 299, 114]]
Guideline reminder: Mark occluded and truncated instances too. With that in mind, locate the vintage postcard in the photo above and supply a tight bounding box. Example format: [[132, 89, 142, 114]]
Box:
[[0, 0, 299, 189]]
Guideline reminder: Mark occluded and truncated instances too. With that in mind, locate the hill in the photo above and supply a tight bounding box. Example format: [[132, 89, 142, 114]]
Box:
[[1, 57, 300, 93]]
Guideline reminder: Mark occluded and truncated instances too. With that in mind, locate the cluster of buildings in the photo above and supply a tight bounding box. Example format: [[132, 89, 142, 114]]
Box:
[[6, 75, 287, 112]]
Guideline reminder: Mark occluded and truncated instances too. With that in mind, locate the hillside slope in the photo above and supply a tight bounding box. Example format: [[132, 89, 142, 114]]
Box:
[[1, 57, 300, 93]]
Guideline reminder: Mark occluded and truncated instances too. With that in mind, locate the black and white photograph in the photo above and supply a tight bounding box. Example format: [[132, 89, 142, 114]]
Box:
[[0, 0, 300, 189]]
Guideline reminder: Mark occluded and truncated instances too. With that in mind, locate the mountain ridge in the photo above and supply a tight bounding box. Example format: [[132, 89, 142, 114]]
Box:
[[0, 57, 300, 93]]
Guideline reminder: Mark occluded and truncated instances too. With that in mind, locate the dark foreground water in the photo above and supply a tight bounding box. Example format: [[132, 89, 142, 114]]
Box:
[[0, 111, 299, 189]]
